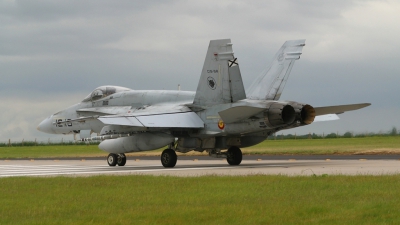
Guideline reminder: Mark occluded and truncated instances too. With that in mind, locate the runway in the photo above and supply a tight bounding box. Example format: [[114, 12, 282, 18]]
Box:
[[1, 155, 400, 177]]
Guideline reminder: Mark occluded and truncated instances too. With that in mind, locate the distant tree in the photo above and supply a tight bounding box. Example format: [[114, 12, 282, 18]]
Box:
[[326, 132, 337, 138], [312, 133, 322, 139], [354, 133, 362, 137], [390, 127, 398, 136], [343, 132, 353, 138], [286, 134, 294, 139]]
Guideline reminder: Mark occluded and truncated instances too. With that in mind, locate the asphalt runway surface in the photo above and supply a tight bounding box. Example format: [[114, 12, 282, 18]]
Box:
[[1, 155, 400, 177]]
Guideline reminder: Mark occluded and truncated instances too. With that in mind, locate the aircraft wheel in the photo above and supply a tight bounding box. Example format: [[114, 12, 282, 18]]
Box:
[[161, 149, 177, 168], [107, 153, 118, 167], [117, 153, 126, 166], [227, 146, 242, 166]]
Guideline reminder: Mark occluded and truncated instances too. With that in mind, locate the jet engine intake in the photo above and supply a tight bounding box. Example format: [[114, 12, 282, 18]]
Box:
[[264, 103, 296, 127]]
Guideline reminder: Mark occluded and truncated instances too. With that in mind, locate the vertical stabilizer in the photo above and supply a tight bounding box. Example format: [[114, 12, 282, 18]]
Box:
[[193, 39, 246, 107], [247, 39, 306, 100]]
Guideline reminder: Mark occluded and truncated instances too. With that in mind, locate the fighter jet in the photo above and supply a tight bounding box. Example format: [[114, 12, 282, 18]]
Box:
[[37, 39, 370, 167]]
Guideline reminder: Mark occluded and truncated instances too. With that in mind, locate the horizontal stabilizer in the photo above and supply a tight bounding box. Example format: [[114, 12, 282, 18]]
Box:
[[98, 112, 204, 128], [314, 103, 371, 116], [314, 114, 340, 122]]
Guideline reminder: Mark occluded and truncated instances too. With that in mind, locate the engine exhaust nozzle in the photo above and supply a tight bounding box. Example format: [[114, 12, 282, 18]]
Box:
[[265, 103, 296, 127]]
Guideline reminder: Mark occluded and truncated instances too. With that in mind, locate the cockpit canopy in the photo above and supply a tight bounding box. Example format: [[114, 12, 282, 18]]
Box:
[[82, 86, 132, 102]]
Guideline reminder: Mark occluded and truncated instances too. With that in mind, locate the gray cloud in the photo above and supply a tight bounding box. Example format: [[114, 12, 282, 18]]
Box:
[[0, 0, 399, 141]]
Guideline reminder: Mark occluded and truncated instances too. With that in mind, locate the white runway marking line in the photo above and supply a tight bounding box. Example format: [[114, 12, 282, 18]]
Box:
[[0, 164, 163, 177], [0, 166, 108, 174], [0, 159, 340, 178], [0, 166, 235, 177], [0, 164, 161, 169], [0, 162, 281, 177]]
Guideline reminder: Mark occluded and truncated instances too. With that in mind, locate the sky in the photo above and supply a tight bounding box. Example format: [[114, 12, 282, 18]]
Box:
[[1, 0, 399, 142]]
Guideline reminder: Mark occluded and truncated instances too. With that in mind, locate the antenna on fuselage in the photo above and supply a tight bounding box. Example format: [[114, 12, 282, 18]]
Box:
[[178, 84, 181, 91]]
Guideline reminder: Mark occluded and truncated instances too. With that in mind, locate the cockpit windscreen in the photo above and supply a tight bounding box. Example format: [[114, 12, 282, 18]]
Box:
[[82, 86, 132, 102]]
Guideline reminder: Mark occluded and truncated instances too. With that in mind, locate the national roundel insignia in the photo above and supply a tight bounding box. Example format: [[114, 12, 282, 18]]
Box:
[[218, 120, 225, 130]]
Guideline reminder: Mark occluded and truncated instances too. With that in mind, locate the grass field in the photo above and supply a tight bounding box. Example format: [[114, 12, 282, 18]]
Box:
[[0, 145, 104, 159], [1, 137, 399, 224], [1, 175, 400, 224], [0, 136, 399, 159], [242, 136, 400, 155]]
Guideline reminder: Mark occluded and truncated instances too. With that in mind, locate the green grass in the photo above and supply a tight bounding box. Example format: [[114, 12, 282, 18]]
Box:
[[0, 145, 104, 159], [1, 175, 400, 224], [0, 136, 399, 159], [243, 136, 400, 155]]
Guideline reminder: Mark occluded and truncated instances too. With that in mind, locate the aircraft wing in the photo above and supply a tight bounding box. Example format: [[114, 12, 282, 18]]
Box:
[[97, 105, 204, 128], [314, 103, 371, 116], [77, 106, 132, 115], [98, 112, 204, 128], [77, 105, 192, 116]]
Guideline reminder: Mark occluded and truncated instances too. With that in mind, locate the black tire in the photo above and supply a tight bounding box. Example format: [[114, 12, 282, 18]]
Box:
[[117, 153, 126, 166], [161, 149, 177, 168], [107, 153, 118, 166], [226, 146, 242, 166]]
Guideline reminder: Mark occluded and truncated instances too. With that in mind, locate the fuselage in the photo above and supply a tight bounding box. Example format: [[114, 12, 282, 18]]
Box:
[[37, 89, 196, 135], [38, 86, 314, 149]]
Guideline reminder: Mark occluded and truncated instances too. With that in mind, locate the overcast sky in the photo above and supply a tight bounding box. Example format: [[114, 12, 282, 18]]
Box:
[[1, 0, 399, 142]]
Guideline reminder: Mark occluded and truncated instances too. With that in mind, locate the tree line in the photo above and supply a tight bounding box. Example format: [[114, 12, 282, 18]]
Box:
[[268, 127, 399, 140]]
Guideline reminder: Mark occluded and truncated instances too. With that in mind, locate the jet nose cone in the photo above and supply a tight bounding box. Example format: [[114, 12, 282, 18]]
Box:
[[37, 118, 54, 134]]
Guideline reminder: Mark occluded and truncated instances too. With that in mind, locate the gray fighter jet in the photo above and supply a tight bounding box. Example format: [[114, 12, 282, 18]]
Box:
[[37, 39, 370, 167]]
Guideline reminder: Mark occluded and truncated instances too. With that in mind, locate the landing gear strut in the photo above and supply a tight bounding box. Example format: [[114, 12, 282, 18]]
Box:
[[161, 149, 177, 168], [226, 146, 242, 166], [107, 153, 126, 167]]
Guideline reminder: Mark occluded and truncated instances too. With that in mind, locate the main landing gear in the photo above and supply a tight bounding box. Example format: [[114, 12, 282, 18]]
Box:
[[209, 146, 243, 166], [161, 149, 177, 168], [106, 146, 242, 168], [107, 153, 126, 167], [226, 146, 242, 166]]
